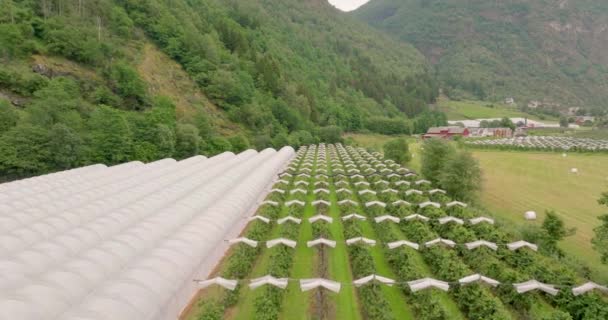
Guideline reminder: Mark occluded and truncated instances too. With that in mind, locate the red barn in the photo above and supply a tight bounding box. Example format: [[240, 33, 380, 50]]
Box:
[[423, 126, 470, 139]]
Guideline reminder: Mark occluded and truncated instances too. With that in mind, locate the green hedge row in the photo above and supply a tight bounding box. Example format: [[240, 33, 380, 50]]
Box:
[[435, 206, 601, 319], [348, 220, 396, 320]]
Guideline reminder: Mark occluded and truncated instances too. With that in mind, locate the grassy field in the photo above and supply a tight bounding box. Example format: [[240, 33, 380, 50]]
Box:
[[344, 133, 423, 171], [473, 150, 608, 282], [344, 133, 407, 151], [347, 133, 608, 282], [570, 128, 608, 139], [528, 127, 608, 140], [436, 97, 556, 121]]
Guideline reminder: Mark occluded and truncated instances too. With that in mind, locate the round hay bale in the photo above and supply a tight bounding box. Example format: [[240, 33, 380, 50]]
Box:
[[524, 211, 537, 220], [571, 168, 578, 174]]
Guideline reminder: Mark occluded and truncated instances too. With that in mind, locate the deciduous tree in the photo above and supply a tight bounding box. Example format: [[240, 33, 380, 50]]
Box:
[[438, 150, 481, 202], [87, 105, 133, 163], [383, 138, 411, 165], [0, 125, 51, 179], [174, 123, 200, 159], [0, 99, 18, 134], [421, 138, 454, 185], [49, 123, 83, 169], [542, 210, 575, 256], [592, 192, 608, 264], [317, 125, 343, 144]]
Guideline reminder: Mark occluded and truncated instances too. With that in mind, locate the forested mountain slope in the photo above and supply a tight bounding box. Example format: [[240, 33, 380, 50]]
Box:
[[0, 0, 440, 180], [355, 0, 608, 112]]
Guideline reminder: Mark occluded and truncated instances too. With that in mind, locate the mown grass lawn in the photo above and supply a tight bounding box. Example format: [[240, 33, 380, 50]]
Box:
[[343, 133, 408, 151], [438, 98, 522, 120], [473, 150, 608, 282], [436, 97, 556, 122], [278, 194, 315, 320], [326, 187, 362, 320]]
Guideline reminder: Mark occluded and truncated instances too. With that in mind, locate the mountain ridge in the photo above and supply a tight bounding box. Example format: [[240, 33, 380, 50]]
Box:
[[355, 0, 608, 113], [0, 0, 441, 179]]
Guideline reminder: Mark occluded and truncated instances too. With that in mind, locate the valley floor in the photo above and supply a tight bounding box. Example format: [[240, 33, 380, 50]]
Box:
[[475, 150, 608, 283], [185, 141, 608, 320], [347, 133, 608, 283]]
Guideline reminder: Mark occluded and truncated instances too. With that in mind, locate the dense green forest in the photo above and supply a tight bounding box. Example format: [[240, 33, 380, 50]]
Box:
[[355, 0, 608, 114], [0, 0, 445, 180]]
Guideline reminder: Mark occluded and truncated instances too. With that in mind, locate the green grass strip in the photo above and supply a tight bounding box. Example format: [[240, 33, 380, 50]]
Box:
[[327, 180, 363, 320]]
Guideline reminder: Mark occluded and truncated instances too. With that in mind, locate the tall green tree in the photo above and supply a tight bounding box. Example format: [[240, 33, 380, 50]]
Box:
[[0, 125, 51, 179], [559, 116, 569, 128], [155, 124, 176, 158], [592, 192, 608, 264], [0, 99, 18, 134], [421, 138, 455, 185], [49, 123, 83, 170], [271, 131, 289, 149], [204, 136, 232, 156], [228, 134, 250, 153], [383, 138, 411, 165], [87, 105, 133, 164], [0, 24, 28, 59], [107, 61, 149, 110], [438, 150, 481, 202], [288, 130, 315, 149], [500, 117, 516, 130], [174, 124, 201, 159], [317, 126, 343, 144], [206, 69, 254, 109], [27, 77, 84, 129], [255, 53, 281, 94], [541, 210, 575, 256]]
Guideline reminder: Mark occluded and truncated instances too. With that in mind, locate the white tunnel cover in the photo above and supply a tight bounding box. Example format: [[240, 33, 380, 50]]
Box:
[[249, 275, 289, 290], [408, 278, 450, 292], [353, 275, 395, 287], [513, 280, 559, 296], [196, 277, 238, 291], [0, 147, 295, 320], [572, 282, 608, 296], [300, 278, 341, 293], [459, 274, 500, 287]]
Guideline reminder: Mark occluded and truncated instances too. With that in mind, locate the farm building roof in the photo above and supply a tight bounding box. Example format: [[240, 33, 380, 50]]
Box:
[[426, 126, 467, 134]]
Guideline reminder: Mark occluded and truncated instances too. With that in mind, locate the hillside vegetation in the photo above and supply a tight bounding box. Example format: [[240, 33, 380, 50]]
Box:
[[437, 97, 557, 121], [0, 0, 440, 180], [355, 0, 608, 112]]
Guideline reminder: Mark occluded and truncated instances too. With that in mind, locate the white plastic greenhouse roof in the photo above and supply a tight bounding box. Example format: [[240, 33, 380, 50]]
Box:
[[0, 147, 295, 320]]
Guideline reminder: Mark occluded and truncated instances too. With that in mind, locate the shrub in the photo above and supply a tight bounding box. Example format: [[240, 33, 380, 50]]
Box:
[[0, 100, 19, 134], [317, 125, 343, 143], [107, 61, 149, 110], [174, 124, 201, 159], [365, 116, 410, 135], [383, 138, 411, 165], [228, 134, 250, 152]]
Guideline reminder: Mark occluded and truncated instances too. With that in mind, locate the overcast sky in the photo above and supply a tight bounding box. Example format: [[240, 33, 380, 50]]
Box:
[[328, 0, 370, 12]]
